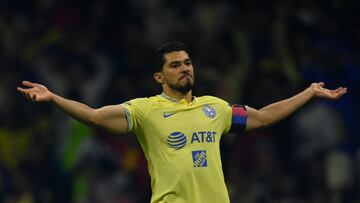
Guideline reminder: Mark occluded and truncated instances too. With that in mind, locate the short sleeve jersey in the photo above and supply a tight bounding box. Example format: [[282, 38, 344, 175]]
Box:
[[121, 93, 247, 203]]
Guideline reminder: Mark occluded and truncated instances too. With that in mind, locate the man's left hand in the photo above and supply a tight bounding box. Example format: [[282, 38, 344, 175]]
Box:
[[309, 82, 347, 100]]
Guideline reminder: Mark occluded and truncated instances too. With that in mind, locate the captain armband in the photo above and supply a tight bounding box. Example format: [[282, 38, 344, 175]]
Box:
[[230, 105, 248, 133]]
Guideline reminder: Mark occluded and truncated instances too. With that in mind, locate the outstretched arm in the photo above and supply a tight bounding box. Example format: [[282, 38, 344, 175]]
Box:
[[245, 82, 347, 131], [17, 81, 128, 134]]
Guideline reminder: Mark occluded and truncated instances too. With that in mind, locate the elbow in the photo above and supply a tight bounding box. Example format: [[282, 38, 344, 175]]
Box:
[[261, 118, 273, 128], [258, 111, 274, 128], [90, 109, 102, 126]]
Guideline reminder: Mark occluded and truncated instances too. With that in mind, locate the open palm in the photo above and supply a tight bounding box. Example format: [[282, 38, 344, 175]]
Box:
[[311, 82, 347, 100], [17, 81, 53, 102]]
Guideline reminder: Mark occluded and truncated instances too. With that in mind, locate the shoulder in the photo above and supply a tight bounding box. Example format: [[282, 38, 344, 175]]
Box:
[[197, 95, 230, 106], [121, 96, 160, 121], [123, 96, 158, 106], [121, 96, 160, 115]]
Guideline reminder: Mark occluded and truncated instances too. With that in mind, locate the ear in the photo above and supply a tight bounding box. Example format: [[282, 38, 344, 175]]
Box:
[[154, 72, 165, 84]]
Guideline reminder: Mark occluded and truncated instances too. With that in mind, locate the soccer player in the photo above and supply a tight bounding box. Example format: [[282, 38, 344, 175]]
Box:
[[17, 41, 347, 203]]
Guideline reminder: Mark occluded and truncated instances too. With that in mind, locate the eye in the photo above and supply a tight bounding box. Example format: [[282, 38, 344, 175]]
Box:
[[170, 62, 181, 68]]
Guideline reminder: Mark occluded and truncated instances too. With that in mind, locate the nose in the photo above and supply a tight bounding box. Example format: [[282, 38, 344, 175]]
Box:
[[181, 63, 191, 73]]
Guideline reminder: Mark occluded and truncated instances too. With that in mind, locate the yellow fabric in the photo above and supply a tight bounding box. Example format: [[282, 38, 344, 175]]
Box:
[[121, 94, 233, 203]]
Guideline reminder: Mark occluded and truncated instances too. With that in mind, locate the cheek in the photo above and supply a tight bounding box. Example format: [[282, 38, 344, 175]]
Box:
[[189, 66, 194, 74], [166, 75, 178, 84], [165, 70, 179, 80]]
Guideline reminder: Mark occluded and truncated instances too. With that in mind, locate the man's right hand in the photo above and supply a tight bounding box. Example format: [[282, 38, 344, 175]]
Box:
[[17, 81, 53, 102]]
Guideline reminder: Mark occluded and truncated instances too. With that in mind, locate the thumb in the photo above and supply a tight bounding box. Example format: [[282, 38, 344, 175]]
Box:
[[318, 82, 325, 87]]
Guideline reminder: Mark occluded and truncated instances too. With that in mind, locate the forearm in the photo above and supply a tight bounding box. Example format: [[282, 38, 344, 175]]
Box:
[[17, 80, 129, 133], [259, 87, 315, 126], [51, 93, 99, 126]]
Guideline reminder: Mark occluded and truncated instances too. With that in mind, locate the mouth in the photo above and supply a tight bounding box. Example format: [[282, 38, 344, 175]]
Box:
[[180, 73, 193, 80]]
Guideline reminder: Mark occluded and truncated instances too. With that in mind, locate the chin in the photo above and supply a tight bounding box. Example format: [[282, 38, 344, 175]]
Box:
[[179, 83, 194, 93], [170, 83, 193, 94]]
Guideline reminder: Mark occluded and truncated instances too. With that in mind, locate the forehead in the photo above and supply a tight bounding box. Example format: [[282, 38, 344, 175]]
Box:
[[164, 51, 190, 64]]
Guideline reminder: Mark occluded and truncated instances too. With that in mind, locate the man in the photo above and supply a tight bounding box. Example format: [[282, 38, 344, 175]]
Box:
[[17, 41, 347, 203]]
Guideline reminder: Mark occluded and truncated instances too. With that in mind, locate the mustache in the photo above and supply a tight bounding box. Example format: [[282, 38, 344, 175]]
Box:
[[179, 73, 193, 80]]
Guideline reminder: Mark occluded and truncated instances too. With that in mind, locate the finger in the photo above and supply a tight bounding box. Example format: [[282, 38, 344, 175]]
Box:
[[333, 88, 346, 95], [331, 87, 343, 93], [17, 87, 28, 92], [30, 94, 37, 102], [25, 93, 32, 101], [339, 89, 347, 96], [336, 87, 347, 91], [318, 82, 325, 87], [18, 88, 34, 95], [339, 87, 347, 93], [22, 81, 34, 87], [32, 94, 37, 102]]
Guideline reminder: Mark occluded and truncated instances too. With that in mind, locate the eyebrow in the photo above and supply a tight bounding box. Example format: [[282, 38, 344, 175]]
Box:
[[169, 58, 191, 65]]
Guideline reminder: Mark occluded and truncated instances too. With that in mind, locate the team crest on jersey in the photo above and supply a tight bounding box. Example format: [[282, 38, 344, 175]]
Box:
[[202, 105, 216, 119], [192, 150, 207, 167], [167, 131, 187, 150]]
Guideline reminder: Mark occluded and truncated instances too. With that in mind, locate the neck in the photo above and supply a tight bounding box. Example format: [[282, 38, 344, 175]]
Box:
[[162, 87, 193, 103]]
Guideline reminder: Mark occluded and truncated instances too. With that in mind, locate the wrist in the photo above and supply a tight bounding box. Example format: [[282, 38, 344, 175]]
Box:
[[49, 92, 56, 103], [305, 85, 316, 97]]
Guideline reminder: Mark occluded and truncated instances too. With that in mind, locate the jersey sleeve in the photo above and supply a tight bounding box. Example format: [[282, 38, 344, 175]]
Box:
[[229, 105, 248, 133], [120, 98, 151, 133]]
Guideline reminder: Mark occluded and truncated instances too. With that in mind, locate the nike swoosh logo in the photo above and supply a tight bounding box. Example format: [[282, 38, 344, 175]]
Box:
[[163, 112, 177, 118]]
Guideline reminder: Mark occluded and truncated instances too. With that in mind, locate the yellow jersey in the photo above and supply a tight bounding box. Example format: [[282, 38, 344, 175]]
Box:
[[121, 93, 247, 203]]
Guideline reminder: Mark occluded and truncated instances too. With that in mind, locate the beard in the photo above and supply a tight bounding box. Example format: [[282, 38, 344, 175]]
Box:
[[168, 78, 194, 94]]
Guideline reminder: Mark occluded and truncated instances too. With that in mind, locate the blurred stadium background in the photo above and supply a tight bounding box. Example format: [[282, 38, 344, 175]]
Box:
[[1, 0, 360, 202]]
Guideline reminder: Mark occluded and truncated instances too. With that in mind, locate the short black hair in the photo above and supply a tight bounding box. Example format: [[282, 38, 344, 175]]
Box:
[[153, 41, 188, 73]]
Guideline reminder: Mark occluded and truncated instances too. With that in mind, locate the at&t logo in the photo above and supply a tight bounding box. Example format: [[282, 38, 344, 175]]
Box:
[[167, 131, 187, 150]]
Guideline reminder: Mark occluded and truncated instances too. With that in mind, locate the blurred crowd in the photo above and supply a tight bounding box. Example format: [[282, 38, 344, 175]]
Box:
[[0, 0, 359, 202]]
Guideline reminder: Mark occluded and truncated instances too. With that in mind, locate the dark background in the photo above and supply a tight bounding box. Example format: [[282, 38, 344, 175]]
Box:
[[0, 0, 359, 202]]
